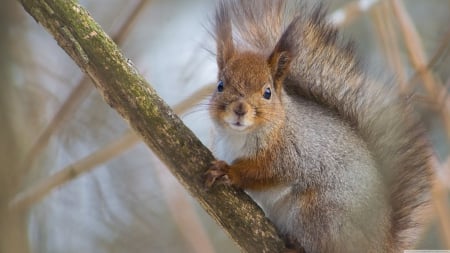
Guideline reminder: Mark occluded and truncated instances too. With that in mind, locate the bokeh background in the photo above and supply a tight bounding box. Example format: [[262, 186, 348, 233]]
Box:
[[1, 0, 449, 252]]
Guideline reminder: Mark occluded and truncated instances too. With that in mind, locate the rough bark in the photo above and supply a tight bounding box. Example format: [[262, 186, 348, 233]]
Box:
[[18, 0, 287, 252]]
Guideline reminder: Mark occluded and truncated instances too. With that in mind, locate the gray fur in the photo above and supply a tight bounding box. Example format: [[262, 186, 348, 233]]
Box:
[[212, 1, 433, 252]]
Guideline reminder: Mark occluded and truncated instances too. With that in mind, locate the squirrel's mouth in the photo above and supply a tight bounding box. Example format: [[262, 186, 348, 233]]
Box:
[[223, 111, 253, 132], [226, 120, 250, 131]]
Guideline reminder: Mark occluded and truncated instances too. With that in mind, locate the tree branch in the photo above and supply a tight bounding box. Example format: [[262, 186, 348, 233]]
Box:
[[18, 0, 286, 252]]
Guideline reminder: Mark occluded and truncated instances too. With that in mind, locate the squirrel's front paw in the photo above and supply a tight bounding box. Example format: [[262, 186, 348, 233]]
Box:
[[204, 160, 231, 188]]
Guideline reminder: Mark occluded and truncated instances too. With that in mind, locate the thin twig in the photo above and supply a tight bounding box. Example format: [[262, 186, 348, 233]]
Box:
[[10, 83, 218, 252], [173, 84, 215, 113], [20, 79, 92, 174], [9, 83, 215, 211], [10, 131, 139, 211], [391, 0, 450, 137], [154, 156, 217, 253], [390, 0, 440, 97], [371, 1, 407, 91], [409, 29, 450, 107], [20, 0, 150, 174], [416, 29, 450, 86], [391, 0, 450, 247]]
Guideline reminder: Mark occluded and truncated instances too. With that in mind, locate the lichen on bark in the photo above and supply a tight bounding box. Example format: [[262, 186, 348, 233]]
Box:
[[18, 0, 287, 252]]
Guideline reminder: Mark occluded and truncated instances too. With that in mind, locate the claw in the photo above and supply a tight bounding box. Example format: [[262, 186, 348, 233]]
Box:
[[204, 160, 231, 188]]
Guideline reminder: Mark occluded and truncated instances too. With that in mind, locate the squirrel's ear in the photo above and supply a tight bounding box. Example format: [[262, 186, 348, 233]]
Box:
[[268, 16, 301, 90], [215, 2, 234, 70], [268, 48, 291, 91]]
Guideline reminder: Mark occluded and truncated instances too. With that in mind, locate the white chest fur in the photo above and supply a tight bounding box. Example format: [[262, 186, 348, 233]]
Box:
[[211, 127, 292, 224], [212, 128, 252, 164]]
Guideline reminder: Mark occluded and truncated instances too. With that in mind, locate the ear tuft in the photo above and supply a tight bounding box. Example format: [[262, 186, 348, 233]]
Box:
[[268, 50, 291, 90], [215, 1, 234, 70], [267, 15, 302, 91]]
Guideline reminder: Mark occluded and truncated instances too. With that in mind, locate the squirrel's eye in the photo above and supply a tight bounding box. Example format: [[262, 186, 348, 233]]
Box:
[[217, 80, 224, 92], [263, 87, 271, 100]]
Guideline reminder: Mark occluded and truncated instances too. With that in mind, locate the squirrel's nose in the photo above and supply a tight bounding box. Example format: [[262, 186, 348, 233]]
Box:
[[233, 102, 248, 116]]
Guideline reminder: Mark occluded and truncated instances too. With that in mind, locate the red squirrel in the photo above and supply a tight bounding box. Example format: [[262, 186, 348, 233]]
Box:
[[204, 1, 433, 252]]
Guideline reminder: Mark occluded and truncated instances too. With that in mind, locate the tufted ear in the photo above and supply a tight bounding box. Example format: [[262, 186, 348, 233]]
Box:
[[268, 16, 301, 91], [215, 1, 234, 70], [268, 48, 291, 92]]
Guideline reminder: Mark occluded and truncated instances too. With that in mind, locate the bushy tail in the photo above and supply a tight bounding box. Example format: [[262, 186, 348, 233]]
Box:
[[217, 0, 434, 249]]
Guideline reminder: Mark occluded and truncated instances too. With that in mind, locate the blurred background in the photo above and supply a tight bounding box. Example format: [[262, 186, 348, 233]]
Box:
[[1, 0, 449, 252]]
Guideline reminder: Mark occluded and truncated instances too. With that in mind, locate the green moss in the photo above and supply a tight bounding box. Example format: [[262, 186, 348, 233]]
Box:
[[18, 0, 287, 251]]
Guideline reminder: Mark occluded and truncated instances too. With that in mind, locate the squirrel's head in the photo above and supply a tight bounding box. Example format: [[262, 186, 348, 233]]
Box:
[[209, 51, 287, 133], [210, 3, 295, 133]]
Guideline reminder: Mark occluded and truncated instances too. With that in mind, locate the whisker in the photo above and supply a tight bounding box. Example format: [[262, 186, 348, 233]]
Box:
[[181, 108, 211, 119]]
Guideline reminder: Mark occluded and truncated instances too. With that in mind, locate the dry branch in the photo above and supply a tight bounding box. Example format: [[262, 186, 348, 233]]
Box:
[[391, 0, 450, 248], [21, 0, 149, 174], [371, 1, 407, 91], [10, 84, 215, 211], [10, 131, 140, 210], [18, 0, 286, 252]]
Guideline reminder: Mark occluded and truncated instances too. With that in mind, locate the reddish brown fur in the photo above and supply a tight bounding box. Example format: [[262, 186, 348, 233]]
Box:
[[209, 52, 287, 133], [227, 142, 284, 190], [205, 1, 433, 252]]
